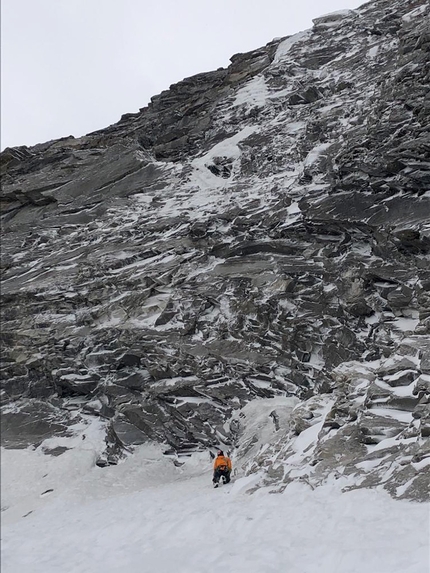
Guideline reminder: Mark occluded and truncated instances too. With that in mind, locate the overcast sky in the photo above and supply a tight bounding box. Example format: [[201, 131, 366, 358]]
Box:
[[1, 0, 361, 150]]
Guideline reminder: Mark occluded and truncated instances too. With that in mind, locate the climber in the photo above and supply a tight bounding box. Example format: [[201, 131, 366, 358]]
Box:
[[213, 449, 232, 487]]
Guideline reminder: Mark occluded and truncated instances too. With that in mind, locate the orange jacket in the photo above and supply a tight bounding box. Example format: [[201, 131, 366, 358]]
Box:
[[214, 455, 232, 471]]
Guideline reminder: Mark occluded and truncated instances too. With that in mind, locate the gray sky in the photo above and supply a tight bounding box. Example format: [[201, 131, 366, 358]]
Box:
[[1, 0, 360, 150]]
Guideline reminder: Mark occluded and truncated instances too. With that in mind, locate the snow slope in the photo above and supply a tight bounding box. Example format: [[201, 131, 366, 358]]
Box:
[[2, 437, 429, 573]]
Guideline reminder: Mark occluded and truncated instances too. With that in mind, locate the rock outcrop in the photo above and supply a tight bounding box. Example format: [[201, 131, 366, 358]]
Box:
[[1, 0, 429, 499]]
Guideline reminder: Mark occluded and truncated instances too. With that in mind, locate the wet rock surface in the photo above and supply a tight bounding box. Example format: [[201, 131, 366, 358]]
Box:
[[1, 0, 429, 499]]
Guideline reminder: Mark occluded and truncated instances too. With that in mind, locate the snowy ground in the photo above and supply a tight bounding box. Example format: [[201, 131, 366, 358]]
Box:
[[2, 428, 429, 573]]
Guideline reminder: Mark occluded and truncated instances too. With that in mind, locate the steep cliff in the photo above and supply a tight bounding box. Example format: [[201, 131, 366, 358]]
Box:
[[1, 0, 429, 500]]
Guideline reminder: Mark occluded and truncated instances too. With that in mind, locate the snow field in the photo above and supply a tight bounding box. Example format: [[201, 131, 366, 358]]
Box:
[[2, 440, 429, 573]]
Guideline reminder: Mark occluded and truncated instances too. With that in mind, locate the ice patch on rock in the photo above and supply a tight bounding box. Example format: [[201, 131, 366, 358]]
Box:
[[233, 76, 269, 109], [313, 9, 358, 28], [274, 30, 311, 63]]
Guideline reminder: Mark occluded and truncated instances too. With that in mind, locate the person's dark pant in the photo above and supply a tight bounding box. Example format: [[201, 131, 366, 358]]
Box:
[[213, 467, 231, 484]]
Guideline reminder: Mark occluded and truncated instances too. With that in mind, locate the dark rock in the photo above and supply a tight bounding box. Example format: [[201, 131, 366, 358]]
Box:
[[378, 358, 418, 377], [383, 370, 417, 388], [42, 446, 70, 456], [386, 285, 413, 308], [117, 353, 142, 369], [56, 373, 100, 396], [288, 86, 322, 105], [414, 375, 430, 396], [358, 415, 406, 444], [1, 401, 74, 448], [115, 371, 151, 390], [347, 300, 374, 317], [111, 418, 148, 447], [421, 424, 430, 438]]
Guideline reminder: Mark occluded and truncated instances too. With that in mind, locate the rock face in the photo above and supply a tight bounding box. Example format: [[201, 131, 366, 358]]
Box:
[[1, 0, 429, 499]]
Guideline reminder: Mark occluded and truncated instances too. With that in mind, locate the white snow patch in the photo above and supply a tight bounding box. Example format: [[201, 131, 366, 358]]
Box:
[[356, 458, 387, 471], [412, 457, 430, 472], [274, 30, 311, 63], [376, 379, 416, 398], [395, 476, 416, 498], [287, 201, 301, 214], [303, 143, 332, 167], [233, 397, 299, 462], [402, 5, 428, 23], [368, 407, 413, 424], [381, 353, 420, 371], [151, 126, 259, 222], [233, 76, 269, 108], [194, 126, 256, 169], [282, 121, 307, 134], [391, 317, 419, 332], [313, 10, 357, 29], [288, 398, 334, 464], [317, 9, 357, 20], [368, 45, 379, 59], [368, 436, 418, 453]]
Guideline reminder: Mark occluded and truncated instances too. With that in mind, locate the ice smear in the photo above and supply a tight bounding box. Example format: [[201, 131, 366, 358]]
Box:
[[233, 76, 269, 108], [193, 126, 256, 172], [368, 45, 379, 59], [232, 397, 299, 461], [303, 142, 332, 167], [402, 5, 428, 23], [274, 30, 311, 63]]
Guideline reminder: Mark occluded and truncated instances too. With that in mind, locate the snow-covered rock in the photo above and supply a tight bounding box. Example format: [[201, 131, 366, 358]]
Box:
[[312, 9, 358, 29], [1, 0, 429, 503]]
